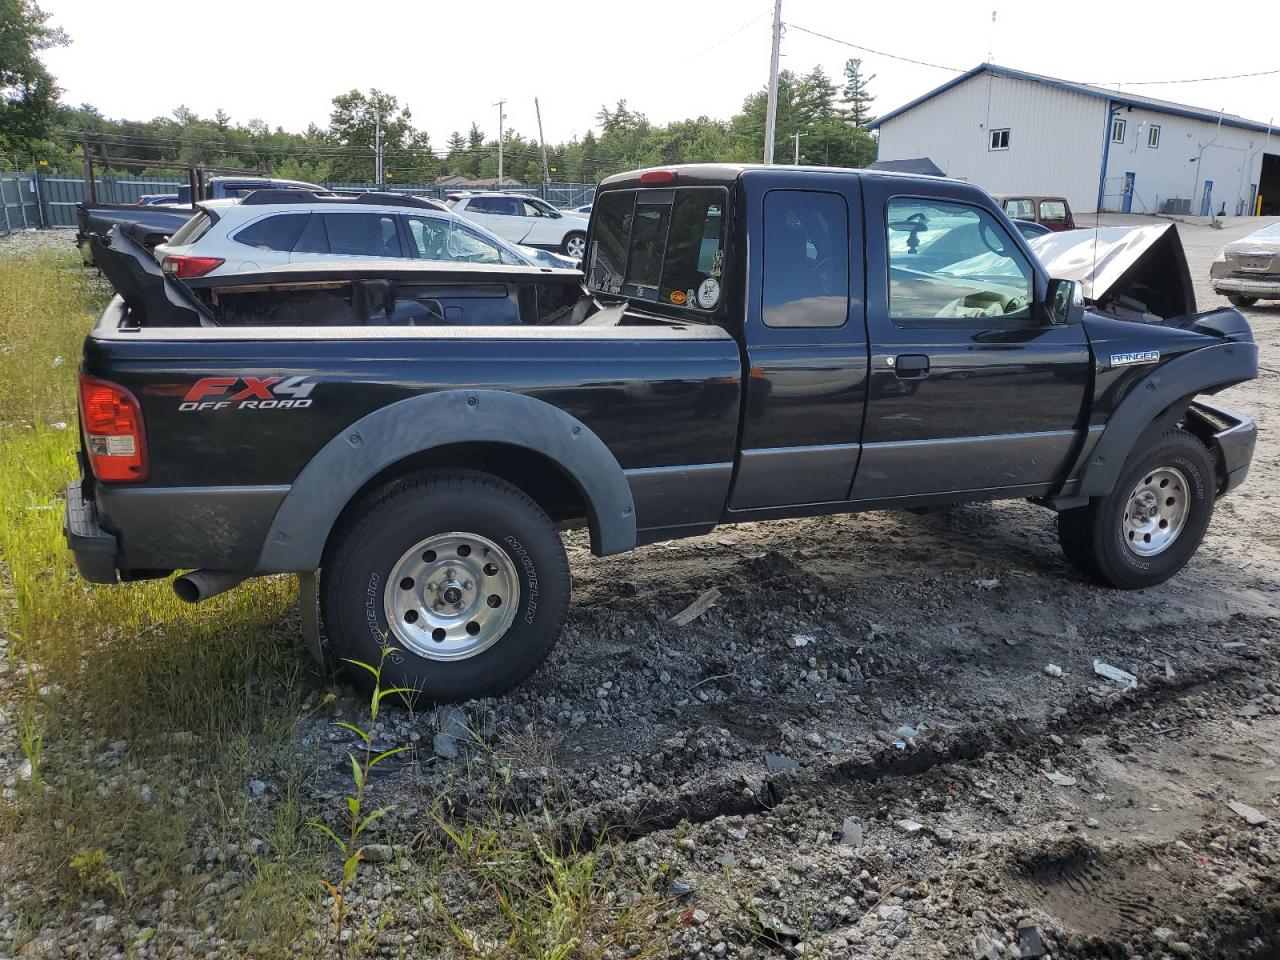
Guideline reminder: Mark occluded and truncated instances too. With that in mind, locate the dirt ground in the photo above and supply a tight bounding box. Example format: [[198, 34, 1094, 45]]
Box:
[[313, 214, 1278, 959], [5, 217, 1279, 958]]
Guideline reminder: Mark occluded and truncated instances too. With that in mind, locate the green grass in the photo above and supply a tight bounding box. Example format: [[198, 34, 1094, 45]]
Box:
[[0, 245, 673, 958], [0, 247, 326, 951]]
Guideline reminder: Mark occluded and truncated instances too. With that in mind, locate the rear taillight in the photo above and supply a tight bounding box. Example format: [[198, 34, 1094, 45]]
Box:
[[78, 374, 148, 483], [160, 255, 224, 279]]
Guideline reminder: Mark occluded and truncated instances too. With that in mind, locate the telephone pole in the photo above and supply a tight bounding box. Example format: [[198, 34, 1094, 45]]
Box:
[[493, 99, 507, 185], [535, 97, 551, 198], [763, 0, 783, 164], [792, 131, 807, 165], [372, 113, 384, 188]]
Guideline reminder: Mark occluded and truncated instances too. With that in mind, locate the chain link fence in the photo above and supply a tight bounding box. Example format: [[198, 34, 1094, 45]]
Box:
[[0, 174, 45, 237], [1, 172, 597, 233]]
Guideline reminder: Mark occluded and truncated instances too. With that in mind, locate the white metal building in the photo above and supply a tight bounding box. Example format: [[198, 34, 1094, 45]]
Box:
[[868, 64, 1278, 216]]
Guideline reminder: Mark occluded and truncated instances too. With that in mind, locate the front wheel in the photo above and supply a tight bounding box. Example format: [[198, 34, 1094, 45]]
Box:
[[321, 470, 570, 702], [1057, 429, 1215, 589], [562, 232, 586, 259], [1227, 294, 1258, 308]]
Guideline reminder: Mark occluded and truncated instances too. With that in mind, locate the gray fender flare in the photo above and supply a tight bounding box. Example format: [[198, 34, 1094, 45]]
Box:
[[255, 390, 636, 572], [1075, 340, 1257, 498]]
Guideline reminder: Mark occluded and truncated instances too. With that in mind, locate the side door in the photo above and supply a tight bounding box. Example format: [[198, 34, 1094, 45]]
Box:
[[727, 176, 869, 511], [851, 180, 1091, 501], [289, 212, 406, 264], [519, 197, 567, 246], [470, 196, 532, 243]]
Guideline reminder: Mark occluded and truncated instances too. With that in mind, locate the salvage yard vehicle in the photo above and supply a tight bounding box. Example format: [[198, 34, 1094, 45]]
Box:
[[993, 195, 1076, 232], [1210, 220, 1280, 306], [447, 192, 590, 259], [152, 190, 576, 278], [76, 175, 326, 262], [65, 164, 1258, 702]]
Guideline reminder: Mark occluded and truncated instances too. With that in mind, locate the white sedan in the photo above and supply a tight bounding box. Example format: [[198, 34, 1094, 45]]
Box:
[[448, 193, 590, 259]]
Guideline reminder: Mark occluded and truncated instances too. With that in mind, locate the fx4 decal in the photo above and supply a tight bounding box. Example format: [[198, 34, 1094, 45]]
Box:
[[179, 376, 317, 411], [1108, 350, 1160, 368]]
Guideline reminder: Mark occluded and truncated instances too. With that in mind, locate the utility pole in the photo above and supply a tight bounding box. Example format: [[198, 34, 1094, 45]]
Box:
[[372, 113, 384, 188], [792, 131, 807, 165], [535, 97, 551, 199], [763, 0, 783, 164], [493, 99, 507, 185]]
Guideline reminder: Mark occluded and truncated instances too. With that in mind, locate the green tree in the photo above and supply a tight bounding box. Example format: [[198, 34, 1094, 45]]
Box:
[[0, 0, 69, 145], [841, 58, 876, 127], [326, 88, 415, 181]]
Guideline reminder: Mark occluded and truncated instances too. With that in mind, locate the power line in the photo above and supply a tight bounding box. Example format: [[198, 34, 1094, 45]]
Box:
[[785, 23, 966, 73], [1088, 67, 1280, 86], [786, 23, 1277, 88]]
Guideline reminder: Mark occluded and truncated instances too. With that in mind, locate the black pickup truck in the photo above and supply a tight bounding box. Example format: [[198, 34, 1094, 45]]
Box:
[[66, 164, 1258, 701]]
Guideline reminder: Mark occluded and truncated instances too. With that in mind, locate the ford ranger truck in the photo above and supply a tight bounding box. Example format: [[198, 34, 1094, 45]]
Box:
[[65, 164, 1258, 702]]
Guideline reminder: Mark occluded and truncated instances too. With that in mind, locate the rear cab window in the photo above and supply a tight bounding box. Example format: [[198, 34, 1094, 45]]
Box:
[[587, 187, 726, 316]]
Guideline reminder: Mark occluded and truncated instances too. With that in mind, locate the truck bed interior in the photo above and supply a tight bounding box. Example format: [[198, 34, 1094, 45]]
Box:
[[89, 228, 690, 332]]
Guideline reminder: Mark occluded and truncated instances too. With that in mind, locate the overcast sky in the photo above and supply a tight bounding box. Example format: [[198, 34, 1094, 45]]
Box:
[[40, 0, 1279, 149]]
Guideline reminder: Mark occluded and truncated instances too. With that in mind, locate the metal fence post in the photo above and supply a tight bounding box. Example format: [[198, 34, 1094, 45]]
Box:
[[19, 178, 29, 227], [1, 178, 12, 236]]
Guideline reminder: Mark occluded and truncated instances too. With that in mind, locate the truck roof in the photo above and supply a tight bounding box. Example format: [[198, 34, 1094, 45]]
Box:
[[597, 163, 967, 192]]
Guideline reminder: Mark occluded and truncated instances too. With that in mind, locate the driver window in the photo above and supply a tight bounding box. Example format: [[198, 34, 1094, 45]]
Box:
[[887, 198, 1032, 322], [406, 216, 503, 263], [523, 199, 554, 218]]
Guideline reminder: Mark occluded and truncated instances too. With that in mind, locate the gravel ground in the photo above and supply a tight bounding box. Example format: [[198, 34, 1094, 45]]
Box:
[[3, 219, 1279, 958]]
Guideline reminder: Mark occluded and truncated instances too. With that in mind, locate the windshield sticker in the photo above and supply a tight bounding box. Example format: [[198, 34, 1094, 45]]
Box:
[[697, 278, 721, 309], [711, 249, 724, 278], [669, 290, 687, 305], [1109, 350, 1160, 367]]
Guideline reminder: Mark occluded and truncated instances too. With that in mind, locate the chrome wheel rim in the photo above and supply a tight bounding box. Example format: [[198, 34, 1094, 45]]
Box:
[[565, 235, 586, 259], [1122, 467, 1189, 557], [383, 532, 519, 661]]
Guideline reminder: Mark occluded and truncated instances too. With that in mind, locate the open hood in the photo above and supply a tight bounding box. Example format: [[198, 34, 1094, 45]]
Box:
[[1029, 223, 1196, 319]]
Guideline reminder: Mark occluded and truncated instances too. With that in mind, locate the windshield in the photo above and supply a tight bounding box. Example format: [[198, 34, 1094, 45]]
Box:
[[587, 187, 726, 312]]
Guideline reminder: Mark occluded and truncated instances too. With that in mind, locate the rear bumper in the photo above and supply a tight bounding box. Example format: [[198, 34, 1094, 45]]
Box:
[[1189, 398, 1256, 495], [1212, 276, 1280, 299], [64, 480, 119, 584]]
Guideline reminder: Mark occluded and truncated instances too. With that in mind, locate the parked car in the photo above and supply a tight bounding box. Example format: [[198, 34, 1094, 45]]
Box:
[[993, 195, 1075, 231], [565, 203, 592, 216], [1210, 220, 1280, 307], [447, 192, 589, 258], [77, 176, 327, 262], [1013, 219, 1052, 239], [152, 190, 576, 279], [66, 164, 1257, 703]]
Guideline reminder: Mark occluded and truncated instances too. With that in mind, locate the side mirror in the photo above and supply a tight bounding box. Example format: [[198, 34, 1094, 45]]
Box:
[[1046, 278, 1085, 325]]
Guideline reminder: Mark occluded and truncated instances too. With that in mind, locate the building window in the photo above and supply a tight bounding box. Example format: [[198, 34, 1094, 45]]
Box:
[[1147, 124, 1161, 148], [989, 128, 1010, 151], [1111, 117, 1126, 143]]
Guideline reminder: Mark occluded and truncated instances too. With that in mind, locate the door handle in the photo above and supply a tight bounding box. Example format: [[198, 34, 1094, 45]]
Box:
[[892, 354, 930, 379]]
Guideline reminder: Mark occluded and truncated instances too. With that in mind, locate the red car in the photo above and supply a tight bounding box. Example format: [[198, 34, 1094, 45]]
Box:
[[994, 195, 1076, 231]]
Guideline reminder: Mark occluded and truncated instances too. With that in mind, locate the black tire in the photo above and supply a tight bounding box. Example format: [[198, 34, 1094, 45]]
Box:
[[1227, 294, 1258, 308], [1057, 428, 1214, 589], [321, 470, 570, 702], [561, 231, 586, 258]]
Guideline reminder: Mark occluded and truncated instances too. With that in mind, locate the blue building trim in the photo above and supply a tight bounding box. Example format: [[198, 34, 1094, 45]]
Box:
[[1097, 101, 1118, 212], [867, 63, 1273, 135]]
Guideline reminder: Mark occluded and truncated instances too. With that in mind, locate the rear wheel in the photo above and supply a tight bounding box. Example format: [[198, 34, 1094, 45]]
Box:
[[1057, 429, 1214, 589], [1227, 294, 1258, 308], [562, 232, 586, 259], [321, 470, 570, 702]]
